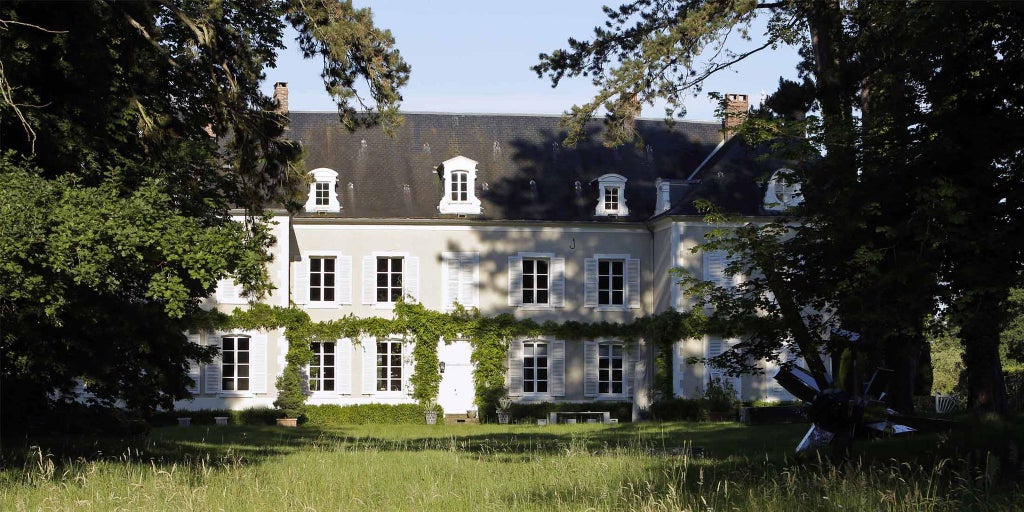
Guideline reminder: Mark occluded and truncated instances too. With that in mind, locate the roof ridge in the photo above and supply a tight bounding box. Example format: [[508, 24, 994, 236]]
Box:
[[288, 110, 722, 124]]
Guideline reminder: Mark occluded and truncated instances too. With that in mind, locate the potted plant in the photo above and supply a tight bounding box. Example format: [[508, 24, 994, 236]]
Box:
[[704, 377, 739, 421], [273, 363, 306, 427], [423, 400, 440, 425], [496, 396, 512, 424]]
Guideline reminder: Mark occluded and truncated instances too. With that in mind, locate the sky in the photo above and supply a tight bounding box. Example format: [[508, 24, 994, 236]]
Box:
[[262, 1, 803, 122]]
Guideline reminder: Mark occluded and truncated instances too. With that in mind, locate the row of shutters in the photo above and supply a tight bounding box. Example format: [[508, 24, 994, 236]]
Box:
[[188, 334, 636, 398]]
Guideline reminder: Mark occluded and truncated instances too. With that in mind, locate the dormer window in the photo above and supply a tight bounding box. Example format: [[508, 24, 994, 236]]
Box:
[[437, 155, 482, 215], [594, 173, 629, 216], [764, 168, 803, 212], [305, 168, 341, 213]]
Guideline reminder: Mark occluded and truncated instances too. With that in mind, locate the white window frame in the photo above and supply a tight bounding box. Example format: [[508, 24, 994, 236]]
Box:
[[204, 330, 267, 398], [508, 338, 565, 399], [309, 256, 337, 303], [594, 173, 629, 216], [522, 340, 550, 395], [597, 258, 626, 307], [585, 254, 641, 311], [598, 342, 626, 396], [375, 339, 407, 395], [438, 155, 482, 215], [308, 341, 336, 393], [296, 251, 351, 308], [521, 257, 551, 307], [363, 252, 419, 309], [304, 168, 341, 213], [508, 252, 565, 309], [220, 334, 251, 394]]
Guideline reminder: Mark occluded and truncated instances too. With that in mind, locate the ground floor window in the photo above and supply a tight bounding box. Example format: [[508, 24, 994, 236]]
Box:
[[377, 340, 402, 391], [523, 341, 548, 393], [598, 343, 624, 394], [221, 335, 250, 391], [309, 342, 335, 391]]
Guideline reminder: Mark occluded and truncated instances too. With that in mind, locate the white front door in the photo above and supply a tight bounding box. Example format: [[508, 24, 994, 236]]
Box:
[[437, 340, 476, 414]]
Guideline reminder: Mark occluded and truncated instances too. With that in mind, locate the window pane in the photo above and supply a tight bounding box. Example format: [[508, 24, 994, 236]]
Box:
[[311, 258, 321, 272], [612, 291, 624, 304], [538, 382, 548, 393], [524, 381, 534, 393], [537, 290, 548, 304], [523, 260, 534, 273], [537, 260, 548, 273], [238, 351, 249, 364], [613, 382, 622, 393], [324, 288, 335, 302], [222, 379, 234, 391], [237, 338, 249, 351], [223, 338, 234, 351], [324, 258, 335, 272], [537, 369, 548, 380], [238, 365, 249, 378], [392, 259, 402, 272], [523, 274, 534, 288]]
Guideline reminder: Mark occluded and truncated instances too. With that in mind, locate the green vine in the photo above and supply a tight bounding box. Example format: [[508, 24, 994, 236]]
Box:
[[207, 300, 705, 411]]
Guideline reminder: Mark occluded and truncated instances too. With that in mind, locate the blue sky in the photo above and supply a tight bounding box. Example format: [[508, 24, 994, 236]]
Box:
[[263, 1, 802, 121]]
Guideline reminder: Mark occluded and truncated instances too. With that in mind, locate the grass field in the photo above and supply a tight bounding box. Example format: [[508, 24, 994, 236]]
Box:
[[1, 421, 1021, 511]]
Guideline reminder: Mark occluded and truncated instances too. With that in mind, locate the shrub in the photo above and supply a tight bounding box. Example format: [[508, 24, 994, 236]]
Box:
[[273, 364, 308, 419], [704, 377, 740, 414], [303, 403, 442, 426], [503, 402, 633, 423], [649, 398, 709, 422], [1006, 365, 1024, 413]]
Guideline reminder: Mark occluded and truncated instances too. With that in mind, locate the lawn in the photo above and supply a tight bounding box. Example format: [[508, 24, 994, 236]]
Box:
[[1, 421, 1020, 511]]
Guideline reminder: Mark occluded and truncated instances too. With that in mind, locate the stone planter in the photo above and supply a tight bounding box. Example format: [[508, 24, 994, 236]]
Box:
[[425, 410, 438, 425], [276, 417, 298, 427], [214, 416, 229, 426], [177, 417, 191, 427], [497, 411, 511, 424]]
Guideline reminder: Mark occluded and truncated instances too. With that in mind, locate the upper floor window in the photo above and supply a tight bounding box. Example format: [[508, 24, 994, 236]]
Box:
[[304, 168, 341, 213], [362, 253, 420, 307], [437, 155, 482, 215], [442, 252, 479, 310], [594, 173, 629, 216], [584, 255, 641, 310], [508, 253, 565, 308]]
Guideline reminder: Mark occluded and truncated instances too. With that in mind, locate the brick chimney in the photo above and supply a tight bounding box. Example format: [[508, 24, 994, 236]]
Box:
[[722, 93, 749, 139], [273, 82, 289, 114]]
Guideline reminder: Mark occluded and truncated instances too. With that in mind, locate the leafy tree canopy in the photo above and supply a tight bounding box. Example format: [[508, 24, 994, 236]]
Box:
[[0, 0, 409, 427]]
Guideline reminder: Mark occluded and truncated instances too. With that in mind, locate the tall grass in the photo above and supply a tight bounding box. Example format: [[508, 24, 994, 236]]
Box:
[[1, 423, 1020, 511]]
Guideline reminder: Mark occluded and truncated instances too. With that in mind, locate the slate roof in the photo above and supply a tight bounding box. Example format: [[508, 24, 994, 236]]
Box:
[[287, 111, 724, 222], [662, 135, 792, 217]]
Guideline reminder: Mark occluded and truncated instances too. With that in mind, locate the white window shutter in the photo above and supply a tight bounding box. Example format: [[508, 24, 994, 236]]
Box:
[[583, 258, 598, 307], [550, 257, 566, 307], [362, 256, 376, 304], [250, 332, 267, 393], [443, 254, 460, 310], [205, 335, 222, 394], [361, 338, 377, 394], [461, 254, 479, 308], [337, 338, 353, 395], [216, 279, 241, 303], [187, 333, 201, 394], [508, 339, 523, 396], [583, 341, 598, 397], [627, 258, 641, 309], [676, 343, 686, 397], [703, 250, 729, 288], [337, 255, 353, 305], [405, 257, 420, 303], [550, 340, 565, 397], [507, 256, 523, 306], [294, 259, 309, 304], [626, 345, 639, 397]]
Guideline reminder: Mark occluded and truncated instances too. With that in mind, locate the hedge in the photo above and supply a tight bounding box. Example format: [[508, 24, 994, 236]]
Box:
[[303, 403, 440, 427], [649, 398, 711, 422], [149, 407, 279, 427], [493, 401, 633, 424]]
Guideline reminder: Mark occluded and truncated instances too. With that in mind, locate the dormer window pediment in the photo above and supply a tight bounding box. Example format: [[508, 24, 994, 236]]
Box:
[[305, 168, 341, 213], [594, 173, 629, 216], [438, 155, 482, 215]]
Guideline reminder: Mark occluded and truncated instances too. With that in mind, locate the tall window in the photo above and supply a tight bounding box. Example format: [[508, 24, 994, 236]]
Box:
[[523, 341, 548, 393], [522, 258, 549, 305], [376, 257, 403, 303], [450, 171, 468, 201], [604, 187, 620, 212], [315, 181, 330, 206], [221, 336, 250, 391], [309, 342, 335, 391], [310, 257, 336, 302], [598, 259, 625, 306], [376, 341, 402, 391], [598, 343, 624, 394]]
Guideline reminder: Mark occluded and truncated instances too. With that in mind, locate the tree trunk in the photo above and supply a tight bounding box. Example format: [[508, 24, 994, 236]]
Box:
[[960, 307, 1008, 414]]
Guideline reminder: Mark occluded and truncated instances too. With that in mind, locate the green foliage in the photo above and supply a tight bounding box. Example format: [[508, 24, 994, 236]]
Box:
[[303, 403, 437, 426], [1005, 366, 1024, 414], [930, 323, 966, 396], [148, 407, 278, 427], [649, 398, 710, 422], [0, 0, 409, 429], [273, 364, 308, 419], [703, 378, 740, 414]]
